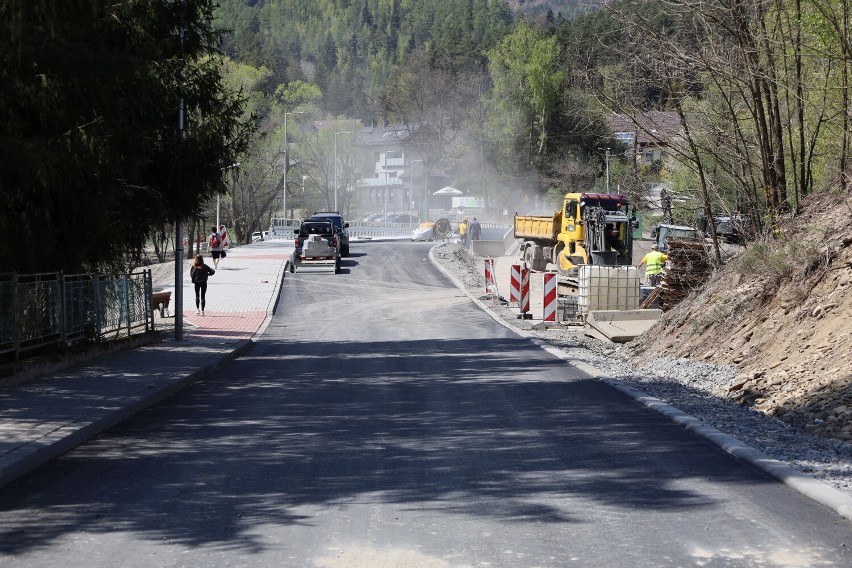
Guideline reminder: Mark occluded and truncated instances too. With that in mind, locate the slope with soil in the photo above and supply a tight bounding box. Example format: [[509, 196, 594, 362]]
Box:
[[625, 191, 852, 441]]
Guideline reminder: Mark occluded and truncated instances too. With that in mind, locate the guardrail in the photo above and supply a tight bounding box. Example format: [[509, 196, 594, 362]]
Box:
[[271, 222, 513, 241], [0, 270, 153, 360], [348, 223, 417, 239], [349, 222, 512, 240]]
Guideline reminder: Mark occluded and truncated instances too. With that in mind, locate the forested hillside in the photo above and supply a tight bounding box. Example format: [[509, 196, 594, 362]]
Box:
[[214, 0, 515, 119], [212, 0, 852, 252], [506, 0, 603, 21], [4, 0, 852, 273], [211, 0, 630, 241]]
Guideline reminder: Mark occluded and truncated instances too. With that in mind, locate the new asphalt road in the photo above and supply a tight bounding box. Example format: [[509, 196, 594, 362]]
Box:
[[1, 240, 850, 567]]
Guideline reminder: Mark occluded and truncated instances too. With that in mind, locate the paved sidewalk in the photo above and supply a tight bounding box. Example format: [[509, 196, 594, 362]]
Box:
[[0, 241, 293, 488]]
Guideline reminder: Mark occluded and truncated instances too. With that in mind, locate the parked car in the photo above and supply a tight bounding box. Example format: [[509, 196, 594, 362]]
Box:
[[307, 211, 350, 256], [411, 222, 435, 242], [251, 231, 263, 242]]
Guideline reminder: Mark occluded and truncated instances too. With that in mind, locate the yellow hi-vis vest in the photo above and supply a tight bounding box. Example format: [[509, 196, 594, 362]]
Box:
[[643, 251, 667, 275]]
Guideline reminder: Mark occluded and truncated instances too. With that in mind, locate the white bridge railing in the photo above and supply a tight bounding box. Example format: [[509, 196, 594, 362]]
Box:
[[348, 223, 417, 239]]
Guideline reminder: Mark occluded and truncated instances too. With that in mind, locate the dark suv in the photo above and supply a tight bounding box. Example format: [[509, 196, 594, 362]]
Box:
[[307, 211, 350, 256]]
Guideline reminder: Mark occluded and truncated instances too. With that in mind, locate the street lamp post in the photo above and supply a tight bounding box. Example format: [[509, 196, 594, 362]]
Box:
[[334, 131, 351, 211], [283, 112, 304, 219], [597, 147, 612, 194], [174, 11, 187, 341], [377, 169, 389, 227], [410, 159, 423, 221]]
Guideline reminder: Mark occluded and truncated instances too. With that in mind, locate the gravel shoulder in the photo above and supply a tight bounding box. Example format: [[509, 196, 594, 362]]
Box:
[[430, 242, 852, 498]]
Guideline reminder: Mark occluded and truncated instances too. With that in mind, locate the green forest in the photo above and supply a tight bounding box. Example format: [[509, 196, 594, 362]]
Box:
[[3, 0, 852, 272]]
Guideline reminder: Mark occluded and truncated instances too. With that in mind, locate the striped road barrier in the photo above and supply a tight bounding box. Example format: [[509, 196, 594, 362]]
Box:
[[509, 264, 521, 305], [484, 258, 496, 298], [520, 267, 530, 317], [543, 272, 557, 321]]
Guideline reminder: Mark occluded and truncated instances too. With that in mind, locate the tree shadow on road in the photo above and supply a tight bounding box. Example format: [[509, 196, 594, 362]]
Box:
[[0, 336, 789, 555]]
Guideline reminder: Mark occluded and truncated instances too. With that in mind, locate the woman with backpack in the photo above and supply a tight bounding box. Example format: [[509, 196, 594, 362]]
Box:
[[190, 254, 215, 315]]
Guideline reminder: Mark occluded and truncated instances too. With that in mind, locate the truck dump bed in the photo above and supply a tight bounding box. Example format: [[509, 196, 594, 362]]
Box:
[[514, 212, 561, 243]]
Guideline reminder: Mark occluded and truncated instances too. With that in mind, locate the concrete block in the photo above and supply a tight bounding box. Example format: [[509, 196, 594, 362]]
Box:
[[584, 309, 662, 343]]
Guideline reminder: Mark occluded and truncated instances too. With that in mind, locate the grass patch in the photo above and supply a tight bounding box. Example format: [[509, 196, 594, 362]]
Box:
[[738, 242, 793, 278]]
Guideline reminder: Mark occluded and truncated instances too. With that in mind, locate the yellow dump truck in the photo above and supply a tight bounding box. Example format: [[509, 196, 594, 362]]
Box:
[[514, 192, 637, 275]]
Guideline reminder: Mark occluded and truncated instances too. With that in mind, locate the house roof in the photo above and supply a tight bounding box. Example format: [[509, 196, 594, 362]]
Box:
[[358, 123, 420, 146], [608, 111, 681, 146]]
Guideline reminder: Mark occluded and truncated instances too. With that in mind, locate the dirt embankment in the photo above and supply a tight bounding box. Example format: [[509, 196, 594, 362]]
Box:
[[625, 191, 852, 441]]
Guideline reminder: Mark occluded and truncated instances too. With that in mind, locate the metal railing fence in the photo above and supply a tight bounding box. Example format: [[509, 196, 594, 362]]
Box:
[[347, 222, 512, 240], [0, 270, 153, 359]]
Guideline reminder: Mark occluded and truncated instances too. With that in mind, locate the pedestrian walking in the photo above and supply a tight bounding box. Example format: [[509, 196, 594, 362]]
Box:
[[639, 244, 668, 286], [190, 254, 215, 315], [208, 226, 224, 268], [469, 217, 482, 241]]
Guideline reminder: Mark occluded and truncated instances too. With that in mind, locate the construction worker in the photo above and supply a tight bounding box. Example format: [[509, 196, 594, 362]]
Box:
[[469, 217, 481, 241], [458, 218, 468, 245], [605, 225, 624, 252], [639, 244, 668, 286]]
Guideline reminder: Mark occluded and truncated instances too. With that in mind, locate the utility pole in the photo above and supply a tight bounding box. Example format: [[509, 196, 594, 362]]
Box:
[[411, 159, 423, 221], [334, 131, 351, 211], [283, 112, 304, 219], [174, 0, 185, 341], [378, 169, 390, 226]]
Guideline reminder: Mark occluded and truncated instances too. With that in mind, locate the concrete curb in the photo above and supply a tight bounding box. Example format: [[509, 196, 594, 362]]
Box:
[[429, 244, 852, 521], [602, 379, 852, 521], [253, 258, 289, 340]]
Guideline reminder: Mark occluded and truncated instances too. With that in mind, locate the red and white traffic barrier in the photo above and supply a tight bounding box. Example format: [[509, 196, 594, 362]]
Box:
[[509, 264, 521, 304], [543, 272, 557, 322], [484, 258, 496, 296], [218, 225, 230, 249], [519, 267, 530, 316]]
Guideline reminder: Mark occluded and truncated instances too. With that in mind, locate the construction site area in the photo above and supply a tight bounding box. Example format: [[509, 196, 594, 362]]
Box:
[[434, 189, 852, 447]]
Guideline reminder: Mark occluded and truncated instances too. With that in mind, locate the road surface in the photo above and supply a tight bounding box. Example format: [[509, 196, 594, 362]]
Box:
[[1, 241, 850, 567]]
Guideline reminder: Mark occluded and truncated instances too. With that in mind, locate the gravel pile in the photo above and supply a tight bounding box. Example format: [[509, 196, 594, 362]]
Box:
[[432, 242, 852, 495]]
